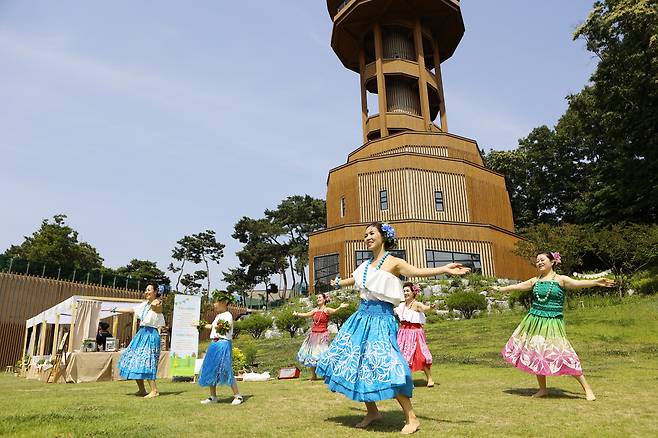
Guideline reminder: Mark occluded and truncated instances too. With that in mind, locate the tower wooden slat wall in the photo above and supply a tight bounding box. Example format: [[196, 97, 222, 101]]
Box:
[[0, 272, 142, 367]]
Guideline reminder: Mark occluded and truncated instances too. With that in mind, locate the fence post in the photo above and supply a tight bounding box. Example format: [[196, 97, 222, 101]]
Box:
[[25, 262, 30, 275], [56, 267, 61, 281], [8, 258, 14, 273]]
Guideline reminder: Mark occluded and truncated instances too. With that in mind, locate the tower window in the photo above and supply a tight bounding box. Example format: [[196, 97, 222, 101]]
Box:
[[434, 191, 444, 211], [380, 189, 388, 210], [340, 197, 346, 217], [314, 254, 340, 291], [426, 249, 481, 274]]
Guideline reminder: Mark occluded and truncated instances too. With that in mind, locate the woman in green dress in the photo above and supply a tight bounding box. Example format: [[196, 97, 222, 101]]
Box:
[[492, 252, 614, 401]]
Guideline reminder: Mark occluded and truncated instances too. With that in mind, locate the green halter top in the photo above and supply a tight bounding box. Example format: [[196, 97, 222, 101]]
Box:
[[529, 274, 565, 318]]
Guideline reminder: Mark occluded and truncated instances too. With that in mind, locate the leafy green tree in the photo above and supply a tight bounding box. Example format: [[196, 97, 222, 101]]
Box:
[[235, 313, 273, 339], [266, 195, 326, 291], [3, 214, 103, 270], [445, 291, 487, 319], [114, 259, 169, 284], [514, 223, 590, 275], [168, 230, 225, 294], [486, 0, 658, 227], [589, 223, 658, 295], [222, 267, 254, 307], [328, 301, 358, 330], [233, 217, 289, 303], [274, 308, 308, 338]]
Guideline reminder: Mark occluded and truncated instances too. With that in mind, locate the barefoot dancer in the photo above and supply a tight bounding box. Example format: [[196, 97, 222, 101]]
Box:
[[293, 293, 348, 380], [115, 284, 165, 398], [395, 282, 435, 388], [316, 222, 470, 434], [493, 252, 614, 401]]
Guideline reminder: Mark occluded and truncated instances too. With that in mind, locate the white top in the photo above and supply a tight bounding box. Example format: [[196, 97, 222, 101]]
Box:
[[209, 311, 233, 341], [134, 301, 165, 328], [395, 302, 427, 324], [353, 260, 404, 306]]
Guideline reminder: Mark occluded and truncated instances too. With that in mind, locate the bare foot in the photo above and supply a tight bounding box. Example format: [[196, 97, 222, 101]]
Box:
[[355, 412, 383, 428], [532, 389, 548, 398], [134, 391, 147, 397], [426, 378, 435, 388], [143, 391, 159, 399], [401, 419, 420, 435], [585, 392, 596, 401]]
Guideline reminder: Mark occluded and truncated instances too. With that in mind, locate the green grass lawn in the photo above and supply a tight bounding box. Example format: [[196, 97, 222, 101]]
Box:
[[2, 296, 658, 437]]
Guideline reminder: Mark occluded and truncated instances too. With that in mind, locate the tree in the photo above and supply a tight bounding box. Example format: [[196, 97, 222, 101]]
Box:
[[233, 217, 289, 304], [445, 291, 487, 319], [266, 195, 326, 292], [168, 230, 225, 294], [328, 301, 358, 330], [486, 0, 658, 227], [114, 259, 169, 284], [274, 308, 307, 338], [235, 313, 273, 339], [222, 267, 255, 307], [514, 223, 590, 275], [3, 214, 103, 270], [589, 223, 658, 295]]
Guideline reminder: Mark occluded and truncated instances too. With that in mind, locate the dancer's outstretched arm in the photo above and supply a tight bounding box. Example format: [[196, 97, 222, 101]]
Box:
[[393, 258, 471, 278], [293, 309, 317, 318], [559, 276, 615, 290], [490, 278, 536, 293], [325, 303, 350, 315]]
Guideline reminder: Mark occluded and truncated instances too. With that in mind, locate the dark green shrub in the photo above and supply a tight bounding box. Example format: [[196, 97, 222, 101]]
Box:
[[509, 289, 533, 310], [235, 313, 273, 339], [445, 291, 487, 319], [274, 309, 308, 337], [329, 301, 358, 330]]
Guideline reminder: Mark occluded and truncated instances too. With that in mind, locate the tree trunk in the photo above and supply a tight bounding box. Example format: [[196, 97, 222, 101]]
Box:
[[175, 260, 186, 292], [287, 255, 296, 296], [281, 269, 288, 301]]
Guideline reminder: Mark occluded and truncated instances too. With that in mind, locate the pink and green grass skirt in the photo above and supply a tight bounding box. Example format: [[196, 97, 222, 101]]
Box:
[[501, 313, 583, 376]]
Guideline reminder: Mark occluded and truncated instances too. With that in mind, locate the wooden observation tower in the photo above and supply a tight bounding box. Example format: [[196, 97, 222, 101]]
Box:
[[308, 0, 534, 290]]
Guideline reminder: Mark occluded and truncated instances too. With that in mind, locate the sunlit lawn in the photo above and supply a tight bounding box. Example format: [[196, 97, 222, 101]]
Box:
[[2, 295, 657, 437]]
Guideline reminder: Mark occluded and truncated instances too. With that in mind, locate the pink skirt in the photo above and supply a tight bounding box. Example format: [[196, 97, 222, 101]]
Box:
[[397, 322, 432, 372]]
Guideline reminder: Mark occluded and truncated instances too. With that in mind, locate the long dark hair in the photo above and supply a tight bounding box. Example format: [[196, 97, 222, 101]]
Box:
[[366, 221, 397, 250]]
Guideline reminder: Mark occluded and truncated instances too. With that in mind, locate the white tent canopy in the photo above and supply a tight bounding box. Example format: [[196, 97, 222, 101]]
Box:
[[26, 296, 142, 328]]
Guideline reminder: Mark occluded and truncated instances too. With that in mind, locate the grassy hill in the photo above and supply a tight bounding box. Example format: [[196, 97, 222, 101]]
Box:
[[2, 295, 657, 437]]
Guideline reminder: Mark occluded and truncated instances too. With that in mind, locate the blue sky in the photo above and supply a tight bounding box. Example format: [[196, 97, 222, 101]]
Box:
[[0, 1, 597, 287]]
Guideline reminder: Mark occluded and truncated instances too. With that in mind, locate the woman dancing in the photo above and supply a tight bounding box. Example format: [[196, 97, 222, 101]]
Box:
[[492, 251, 614, 401], [316, 222, 470, 434], [395, 282, 435, 387], [293, 293, 348, 380], [115, 283, 165, 398]]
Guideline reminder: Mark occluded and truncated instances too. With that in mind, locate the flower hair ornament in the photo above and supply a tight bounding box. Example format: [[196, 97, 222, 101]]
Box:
[[551, 252, 562, 265], [411, 284, 421, 295], [381, 222, 396, 239]]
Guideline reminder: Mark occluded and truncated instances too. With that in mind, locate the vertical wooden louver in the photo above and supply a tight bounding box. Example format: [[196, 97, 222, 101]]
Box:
[[386, 78, 421, 115], [382, 27, 415, 61]]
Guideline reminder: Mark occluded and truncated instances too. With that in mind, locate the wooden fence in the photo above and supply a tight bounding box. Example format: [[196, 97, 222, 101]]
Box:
[[0, 272, 141, 367]]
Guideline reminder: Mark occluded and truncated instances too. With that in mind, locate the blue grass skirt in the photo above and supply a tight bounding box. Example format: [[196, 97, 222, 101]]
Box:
[[118, 326, 161, 380], [316, 300, 413, 402], [198, 339, 235, 387]]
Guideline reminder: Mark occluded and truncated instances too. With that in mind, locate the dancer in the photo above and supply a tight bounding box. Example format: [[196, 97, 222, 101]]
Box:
[[492, 251, 614, 401], [395, 282, 435, 387], [293, 293, 348, 380], [197, 291, 243, 405], [316, 222, 470, 435], [115, 284, 165, 398]]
